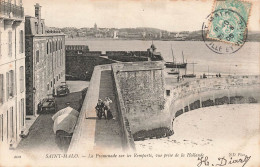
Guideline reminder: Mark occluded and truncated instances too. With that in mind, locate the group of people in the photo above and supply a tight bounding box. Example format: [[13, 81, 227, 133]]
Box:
[[95, 97, 113, 120], [201, 73, 222, 78], [216, 73, 221, 77]]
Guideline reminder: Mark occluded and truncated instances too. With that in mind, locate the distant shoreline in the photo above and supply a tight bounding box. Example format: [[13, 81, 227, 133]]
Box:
[[65, 37, 260, 43], [65, 37, 190, 41]]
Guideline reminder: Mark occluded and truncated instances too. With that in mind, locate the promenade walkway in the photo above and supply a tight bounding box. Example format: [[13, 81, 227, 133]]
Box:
[[69, 65, 124, 154], [94, 70, 122, 149]]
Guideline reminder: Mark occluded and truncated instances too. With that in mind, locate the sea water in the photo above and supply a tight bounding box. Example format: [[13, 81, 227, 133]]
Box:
[[66, 39, 260, 76]]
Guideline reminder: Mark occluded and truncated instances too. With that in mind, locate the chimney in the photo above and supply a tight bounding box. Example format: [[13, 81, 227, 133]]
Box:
[[34, 3, 41, 20], [19, 0, 23, 6]]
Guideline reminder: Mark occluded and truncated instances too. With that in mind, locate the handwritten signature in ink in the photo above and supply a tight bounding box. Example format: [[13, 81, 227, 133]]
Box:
[[197, 155, 251, 167]]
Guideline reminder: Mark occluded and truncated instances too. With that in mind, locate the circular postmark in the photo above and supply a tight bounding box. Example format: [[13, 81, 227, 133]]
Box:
[[202, 9, 248, 54]]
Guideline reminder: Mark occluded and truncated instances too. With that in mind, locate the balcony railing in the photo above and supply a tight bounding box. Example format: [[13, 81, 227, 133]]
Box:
[[0, 1, 24, 19]]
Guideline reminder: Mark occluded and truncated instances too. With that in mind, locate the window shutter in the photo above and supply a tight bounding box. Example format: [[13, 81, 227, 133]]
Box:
[[8, 31, 12, 56], [20, 66, 24, 93], [6, 72, 9, 100], [20, 30, 24, 53], [0, 74, 4, 104], [9, 71, 14, 97]]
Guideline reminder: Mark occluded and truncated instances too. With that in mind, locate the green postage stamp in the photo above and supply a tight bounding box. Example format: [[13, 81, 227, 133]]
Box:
[[207, 0, 252, 45]]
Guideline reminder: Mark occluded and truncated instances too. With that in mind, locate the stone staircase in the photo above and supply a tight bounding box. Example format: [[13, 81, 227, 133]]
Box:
[[94, 70, 123, 150]]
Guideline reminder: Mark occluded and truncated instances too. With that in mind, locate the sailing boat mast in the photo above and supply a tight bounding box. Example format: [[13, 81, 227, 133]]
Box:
[[192, 61, 194, 75], [182, 51, 184, 63], [171, 44, 178, 72], [171, 44, 175, 63]]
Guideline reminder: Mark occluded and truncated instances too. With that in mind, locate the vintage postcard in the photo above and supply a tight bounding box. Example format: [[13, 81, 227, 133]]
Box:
[[0, 0, 259, 166]]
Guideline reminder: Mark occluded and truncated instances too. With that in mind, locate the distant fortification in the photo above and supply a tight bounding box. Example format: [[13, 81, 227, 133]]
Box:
[[65, 44, 164, 80]]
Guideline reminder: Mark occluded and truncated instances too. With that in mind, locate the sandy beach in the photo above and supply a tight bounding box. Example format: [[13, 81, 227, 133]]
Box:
[[135, 104, 259, 155]]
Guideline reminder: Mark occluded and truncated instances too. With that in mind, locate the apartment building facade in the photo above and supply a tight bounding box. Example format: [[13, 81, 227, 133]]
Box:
[[0, 0, 26, 148], [25, 4, 65, 115]]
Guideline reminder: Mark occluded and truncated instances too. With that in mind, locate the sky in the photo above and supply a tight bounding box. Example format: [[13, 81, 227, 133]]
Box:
[[23, 0, 260, 32]]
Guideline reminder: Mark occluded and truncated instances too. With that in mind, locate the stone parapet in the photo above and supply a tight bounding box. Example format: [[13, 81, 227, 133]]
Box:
[[167, 75, 260, 102], [112, 68, 136, 151], [165, 75, 260, 122]]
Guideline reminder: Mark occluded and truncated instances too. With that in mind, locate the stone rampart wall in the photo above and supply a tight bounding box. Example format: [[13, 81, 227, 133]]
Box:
[[112, 70, 136, 151], [106, 51, 148, 57], [66, 50, 148, 58], [166, 76, 260, 121], [65, 50, 101, 57], [107, 56, 148, 62], [66, 56, 116, 80], [112, 62, 173, 140]]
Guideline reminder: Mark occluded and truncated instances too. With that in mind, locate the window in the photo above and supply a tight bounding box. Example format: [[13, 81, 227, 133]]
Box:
[[50, 42, 52, 53], [52, 42, 55, 52], [56, 41, 58, 51], [6, 72, 9, 100], [49, 42, 51, 53], [59, 54, 61, 66], [50, 81, 52, 87], [41, 23, 44, 34], [0, 114, 3, 142], [47, 84, 49, 91], [47, 42, 49, 54], [0, 74, 4, 104], [5, 71, 13, 99], [7, 109, 8, 140], [57, 54, 59, 67], [55, 55, 57, 68], [19, 66, 24, 93], [61, 51, 63, 65], [56, 76, 58, 81], [36, 50, 39, 63], [166, 90, 170, 96], [10, 107, 14, 138], [21, 98, 24, 127], [35, 22, 38, 34], [0, 31, 2, 56], [53, 78, 55, 84], [57, 41, 59, 51], [8, 31, 12, 56], [59, 74, 60, 79], [19, 30, 24, 53], [9, 70, 14, 97]]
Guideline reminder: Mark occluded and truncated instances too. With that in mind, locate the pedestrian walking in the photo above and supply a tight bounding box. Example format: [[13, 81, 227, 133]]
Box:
[[104, 97, 113, 119], [95, 99, 105, 119]]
